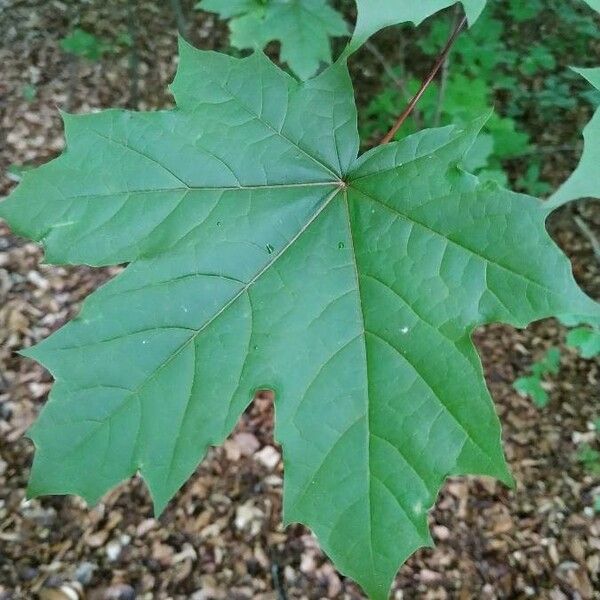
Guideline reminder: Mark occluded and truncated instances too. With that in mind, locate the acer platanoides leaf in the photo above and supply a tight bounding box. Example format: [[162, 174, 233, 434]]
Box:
[[198, 0, 348, 79], [348, 0, 487, 53], [567, 327, 600, 359], [1, 41, 599, 600], [547, 68, 600, 209]]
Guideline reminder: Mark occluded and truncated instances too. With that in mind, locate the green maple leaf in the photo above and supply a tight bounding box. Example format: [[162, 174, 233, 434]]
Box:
[[547, 68, 600, 209], [198, 1, 490, 77], [513, 348, 560, 409], [198, 0, 348, 79], [349, 0, 487, 52], [60, 28, 111, 61], [1, 42, 599, 599], [567, 327, 600, 358], [514, 376, 550, 408]]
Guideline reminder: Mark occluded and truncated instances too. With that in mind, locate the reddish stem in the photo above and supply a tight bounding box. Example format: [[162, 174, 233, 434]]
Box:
[[379, 15, 468, 145]]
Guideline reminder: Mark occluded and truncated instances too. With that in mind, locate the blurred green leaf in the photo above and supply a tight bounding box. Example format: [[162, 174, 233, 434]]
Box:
[[198, 0, 347, 79], [577, 444, 600, 476], [514, 376, 550, 408], [507, 0, 543, 22], [513, 348, 560, 408], [60, 28, 111, 61], [22, 83, 37, 102], [548, 68, 600, 208], [567, 327, 600, 358], [531, 348, 561, 377]]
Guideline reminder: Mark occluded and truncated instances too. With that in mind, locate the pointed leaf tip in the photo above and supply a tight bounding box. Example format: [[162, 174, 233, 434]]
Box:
[[547, 67, 600, 209], [348, 0, 488, 54]]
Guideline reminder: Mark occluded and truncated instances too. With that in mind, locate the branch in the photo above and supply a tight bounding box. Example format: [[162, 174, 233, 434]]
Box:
[[271, 562, 287, 600], [380, 15, 467, 145], [127, 0, 139, 109], [573, 214, 600, 263], [169, 0, 188, 36], [365, 41, 423, 129], [66, 3, 82, 113], [433, 53, 450, 127], [434, 4, 461, 126], [365, 41, 408, 96]]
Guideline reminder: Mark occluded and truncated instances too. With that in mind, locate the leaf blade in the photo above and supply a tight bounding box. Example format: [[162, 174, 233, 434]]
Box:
[[199, 0, 348, 79], [348, 0, 487, 53], [547, 67, 600, 209], [1, 42, 598, 600]]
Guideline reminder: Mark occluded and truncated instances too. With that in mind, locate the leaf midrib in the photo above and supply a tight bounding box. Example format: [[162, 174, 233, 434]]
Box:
[[42, 181, 340, 202], [340, 188, 377, 576], [288, 183, 506, 560]]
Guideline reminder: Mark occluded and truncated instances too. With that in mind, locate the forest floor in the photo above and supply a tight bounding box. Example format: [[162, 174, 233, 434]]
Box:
[[0, 2, 599, 599]]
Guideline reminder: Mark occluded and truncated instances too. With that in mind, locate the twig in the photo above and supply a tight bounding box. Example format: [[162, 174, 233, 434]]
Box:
[[433, 56, 450, 126], [525, 144, 574, 155], [365, 41, 423, 129], [380, 14, 468, 145], [433, 49, 450, 127], [127, 0, 139, 109], [365, 41, 408, 96], [573, 214, 600, 262], [434, 5, 461, 126], [66, 3, 82, 112], [169, 0, 188, 37], [271, 562, 287, 600], [67, 56, 79, 113]]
